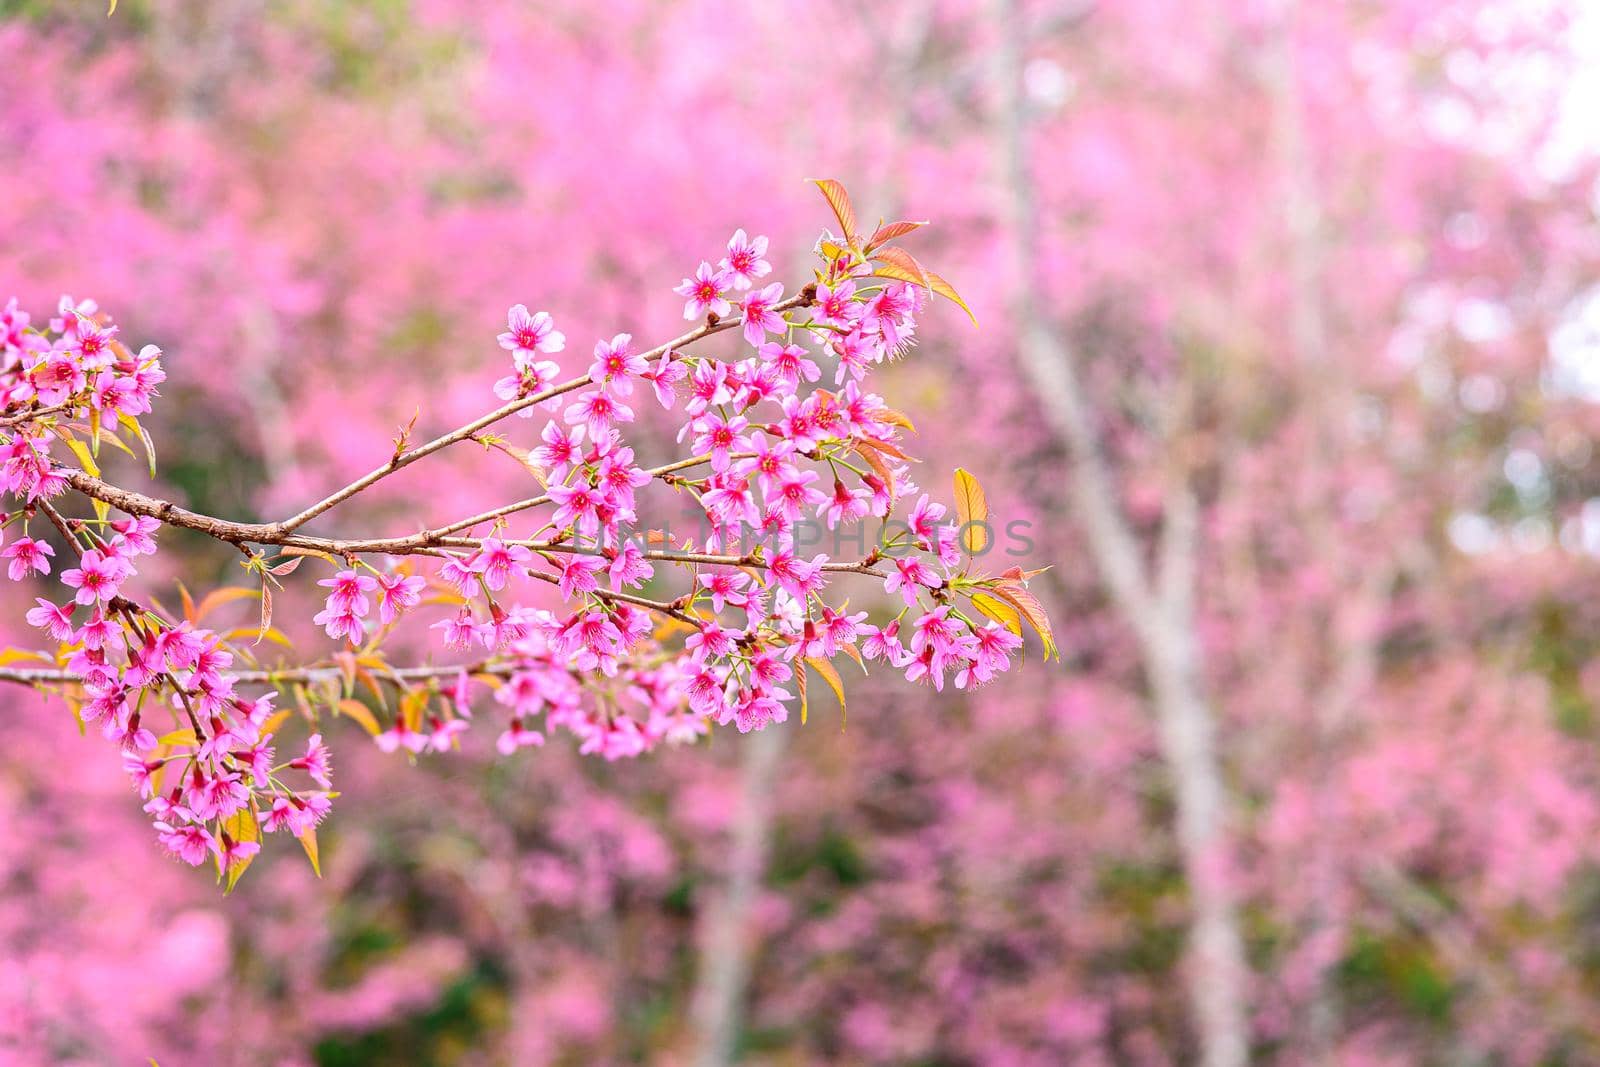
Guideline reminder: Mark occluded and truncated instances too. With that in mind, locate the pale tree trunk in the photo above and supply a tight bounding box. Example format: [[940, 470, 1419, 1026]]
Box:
[[687, 723, 788, 1067], [990, 4, 1250, 1064]]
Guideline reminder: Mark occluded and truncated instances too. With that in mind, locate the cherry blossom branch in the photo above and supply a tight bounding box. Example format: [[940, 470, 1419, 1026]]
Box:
[[272, 291, 814, 535], [0, 189, 1049, 890], [0, 662, 496, 687], [49, 466, 888, 576]]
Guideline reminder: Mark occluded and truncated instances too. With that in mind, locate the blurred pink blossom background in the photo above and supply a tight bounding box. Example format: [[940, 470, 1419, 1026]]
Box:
[[5, 0, 1600, 1064]]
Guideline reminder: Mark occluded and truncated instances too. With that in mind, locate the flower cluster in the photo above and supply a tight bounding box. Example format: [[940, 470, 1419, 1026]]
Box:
[[0, 184, 1053, 885]]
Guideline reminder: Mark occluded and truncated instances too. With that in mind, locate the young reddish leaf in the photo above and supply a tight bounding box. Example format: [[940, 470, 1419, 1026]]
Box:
[[988, 581, 1059, 660], [953, 468, 991, 555], [872, 245, 933, 289], [810, 179, 859, 243], [856, 435, 914, 464], [865, 219, 929, 250], [853, 441, 897, 498], [255, 581, 273, 647]]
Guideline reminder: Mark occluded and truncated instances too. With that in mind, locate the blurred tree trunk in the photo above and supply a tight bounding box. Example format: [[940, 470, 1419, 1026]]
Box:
[[990, 4, 1250, 1065], [687, 724, 788, 1067]]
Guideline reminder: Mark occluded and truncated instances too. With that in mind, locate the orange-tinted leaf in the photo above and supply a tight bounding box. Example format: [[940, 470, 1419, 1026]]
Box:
[[865, 219, 929, 250], [810, 179, 859, 242], [988, 582, 1059, 659], [873, 259, 978, 326], [871, 245, 932, 289], [795, 659, 809, 725], [856, 435, 914, 463], [298, 827, 322, 878], [336, 698, 381, 736], [194, 586, 259, 624], [878, 408, 917, 434], [853, 442, 896, 498], [970, 592, 1023, 638], [804, 656, 847, 729], [953, 468, 991, 555], [255, 582, 273, 646]]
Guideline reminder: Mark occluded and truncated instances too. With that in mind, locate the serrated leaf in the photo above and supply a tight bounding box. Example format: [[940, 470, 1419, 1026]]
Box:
[[157, 728, 199, 747], [953, 468, 991, 555], [872, 245, 933, 290], [987, 582, 1059, 660], [810, 179, 858, 243], [865, 220, 929, 251], [872, 261, 978, 326]]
